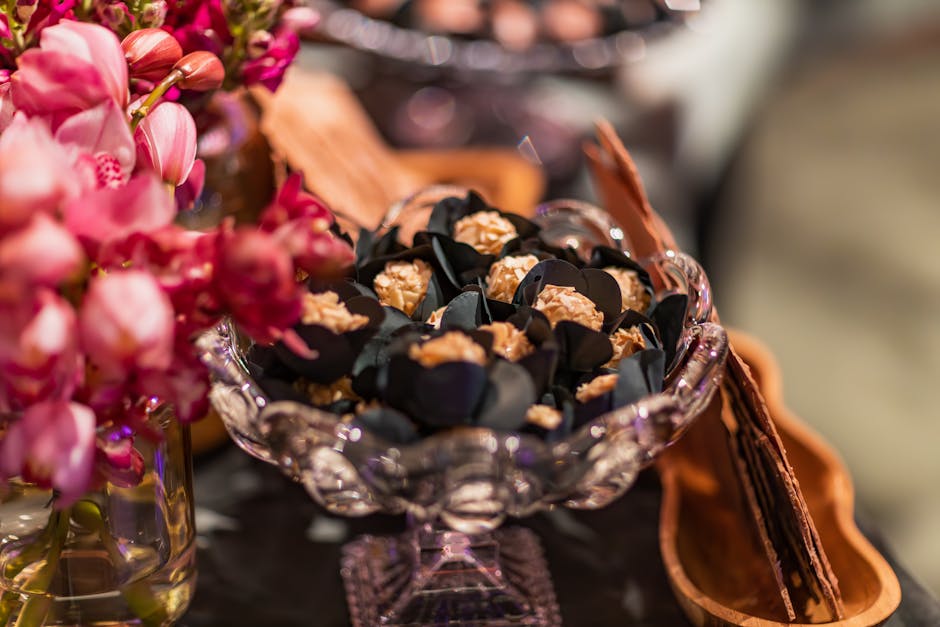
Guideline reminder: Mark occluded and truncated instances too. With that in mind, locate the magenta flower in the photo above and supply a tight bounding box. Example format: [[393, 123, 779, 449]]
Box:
[[0, 400, 96, 507], [134, 101, 197, 185], [122, 27, 183, 82], [174, 157, 204, 210], [0, 289, 83, 410], [259, 172, 332, 231], [241, 25, 298, 91], [213, 227, 302, 344], [0, 113, 81, 233], [0, 213, 85, 287], [39, 21, 128, 107], [79, 270, 175, 377], [135, 348, 209, 422]]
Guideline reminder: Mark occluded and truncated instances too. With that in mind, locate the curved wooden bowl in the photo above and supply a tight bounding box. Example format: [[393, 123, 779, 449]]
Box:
[[658, 330, 901, 626]]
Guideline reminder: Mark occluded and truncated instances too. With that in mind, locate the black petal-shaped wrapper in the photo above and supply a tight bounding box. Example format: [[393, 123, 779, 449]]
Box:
[[614, 348, 666, 407], [351, 406, 419, 444], [521, 387, 575, 441], [553, 320, 614, 373], [383, 353, 488, 428], [475, 360, 537, 431], [351, 306, 421, 399], [650, 293, 688, 372], [607, 309, 661, 354], [439, 290, 486, 330], [355, 226, 407, 266], [414, 232, 494, 290], [499, 307, 559, 394], [356, 244, 453, 321], [502, 237, 584, 268], [573, 347, 667, 426], [588, 246, 654, 311], [514, 259, 623, 324], [254, 376, 308, 405], [426, 192, 541, 256], [274, 295, 385, 383]]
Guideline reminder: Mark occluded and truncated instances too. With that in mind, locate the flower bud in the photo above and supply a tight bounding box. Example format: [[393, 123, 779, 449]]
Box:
[[172, 51, 224, 91], [122, 28, 182, 82]]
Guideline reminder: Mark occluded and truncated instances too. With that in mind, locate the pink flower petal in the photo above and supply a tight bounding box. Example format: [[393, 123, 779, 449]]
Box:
[[55, 101, 135, 181], [135, 101, 196, 185], [39, 21, 128, 108], [11, 49, 110, 117]]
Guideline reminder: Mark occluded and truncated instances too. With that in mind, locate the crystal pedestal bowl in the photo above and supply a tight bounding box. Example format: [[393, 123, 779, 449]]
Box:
[[197, 201, 728, 626]]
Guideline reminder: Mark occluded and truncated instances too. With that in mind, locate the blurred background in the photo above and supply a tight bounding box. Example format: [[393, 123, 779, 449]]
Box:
[[284, 0, 940, 595]]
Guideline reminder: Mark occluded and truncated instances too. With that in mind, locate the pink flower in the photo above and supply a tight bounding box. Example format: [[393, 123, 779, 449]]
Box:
[[64, 172, 174, 249], [0, 289, 82, 410], [241, 25, 298, 91], [122, 28, 182, 82], [0, 213, 85, 287], [0, 81, 13, 132], [174, 157, 204, 210], [0, 113, 80, 233], [172, 50, 224, 90], [213, 227, 302, 343], [135, 349, 209, 422], [0, 400, 96, 507], [56, 100, 135, 187], [280, 7, 319, 34], [38, 21, 128, 108], [134, 101, 196, 185], [79, 270, 175, 377]]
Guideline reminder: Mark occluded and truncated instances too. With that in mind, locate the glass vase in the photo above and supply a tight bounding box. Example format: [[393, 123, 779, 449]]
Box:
[[0, 405, 196, 627]]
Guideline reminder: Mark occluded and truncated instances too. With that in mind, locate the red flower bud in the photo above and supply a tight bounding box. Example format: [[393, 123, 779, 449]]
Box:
[[122, 28, 183, 82], [172, 51, 224, 91]]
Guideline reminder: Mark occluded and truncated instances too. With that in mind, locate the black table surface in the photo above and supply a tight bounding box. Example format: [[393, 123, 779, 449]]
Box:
[[181, 447, 940, 626]]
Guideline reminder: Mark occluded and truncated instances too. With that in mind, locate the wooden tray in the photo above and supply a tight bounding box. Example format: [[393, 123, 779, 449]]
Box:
[[659, 330, 901, 626]]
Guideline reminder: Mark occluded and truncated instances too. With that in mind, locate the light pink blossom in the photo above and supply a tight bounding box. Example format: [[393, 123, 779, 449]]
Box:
[[64, 172, 174, 248], [0, 400, 97, 507], [0, 290, 82, 410], [56, 100, 135, 186], [38, 21, 128, 108], [0, 214, 85, 287], [0, 113, 80, 232], [134, 101, 196, 186], [79, 270, 175, 377]]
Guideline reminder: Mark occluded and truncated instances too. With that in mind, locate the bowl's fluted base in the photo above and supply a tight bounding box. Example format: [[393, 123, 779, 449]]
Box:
[[340, 524, 560, 626]]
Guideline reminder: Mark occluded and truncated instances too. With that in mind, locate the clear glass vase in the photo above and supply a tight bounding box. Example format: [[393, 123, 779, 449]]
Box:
[[0, 405, 196, 627]]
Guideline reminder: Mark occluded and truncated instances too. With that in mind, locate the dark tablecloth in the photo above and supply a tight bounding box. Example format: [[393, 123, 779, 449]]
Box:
[[181, 447, 940, 626]]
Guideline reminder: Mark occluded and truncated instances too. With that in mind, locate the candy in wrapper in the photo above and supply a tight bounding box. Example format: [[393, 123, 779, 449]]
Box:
[[603, 266, 651, 314], [533, 284, 604, 331], [479, 321, 534, 361], [525, 404, 562, 430], [603, 326, 647, 369], [296, 376, 360, 406], [453, 210, 518, 255], [408, 331, 487, 368], [486, 254, 539, 302], [374, 259, 433, 315], [300, 291, 370, 333], [576, 373, 619, 403]]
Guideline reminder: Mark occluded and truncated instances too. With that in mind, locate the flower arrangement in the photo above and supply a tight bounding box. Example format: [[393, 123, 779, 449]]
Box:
[[1, 1, 316, 93], [246, 191, 689, 443], [0, 19, 352, 506]]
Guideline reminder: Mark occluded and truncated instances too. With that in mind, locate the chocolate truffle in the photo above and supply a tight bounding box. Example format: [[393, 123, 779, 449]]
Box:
[[426, 305, 447, 329], [296, 376, 360, 406], [576, 373, 618, 403], [603, 266, 650, 313], [486, 254, 539, 302], [453, 210, 518, 255], [603, 326, 647, 369], [479, 321, 534, 361], [300, 291, 370, 333], [408, 331, 486, 368], [374, 259, 433, 316], [525, 404, 562, 430], [533, 284, 604, 331]]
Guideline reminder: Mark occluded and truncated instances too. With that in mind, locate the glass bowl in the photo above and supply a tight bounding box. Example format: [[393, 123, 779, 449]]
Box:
[[197, 201, 727, 626]]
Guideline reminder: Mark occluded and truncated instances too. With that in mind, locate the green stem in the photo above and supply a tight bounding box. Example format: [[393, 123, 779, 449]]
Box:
[[11, 509, 71, 627], [130, 70, 184, 131], [71, 502, 168, 627]]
